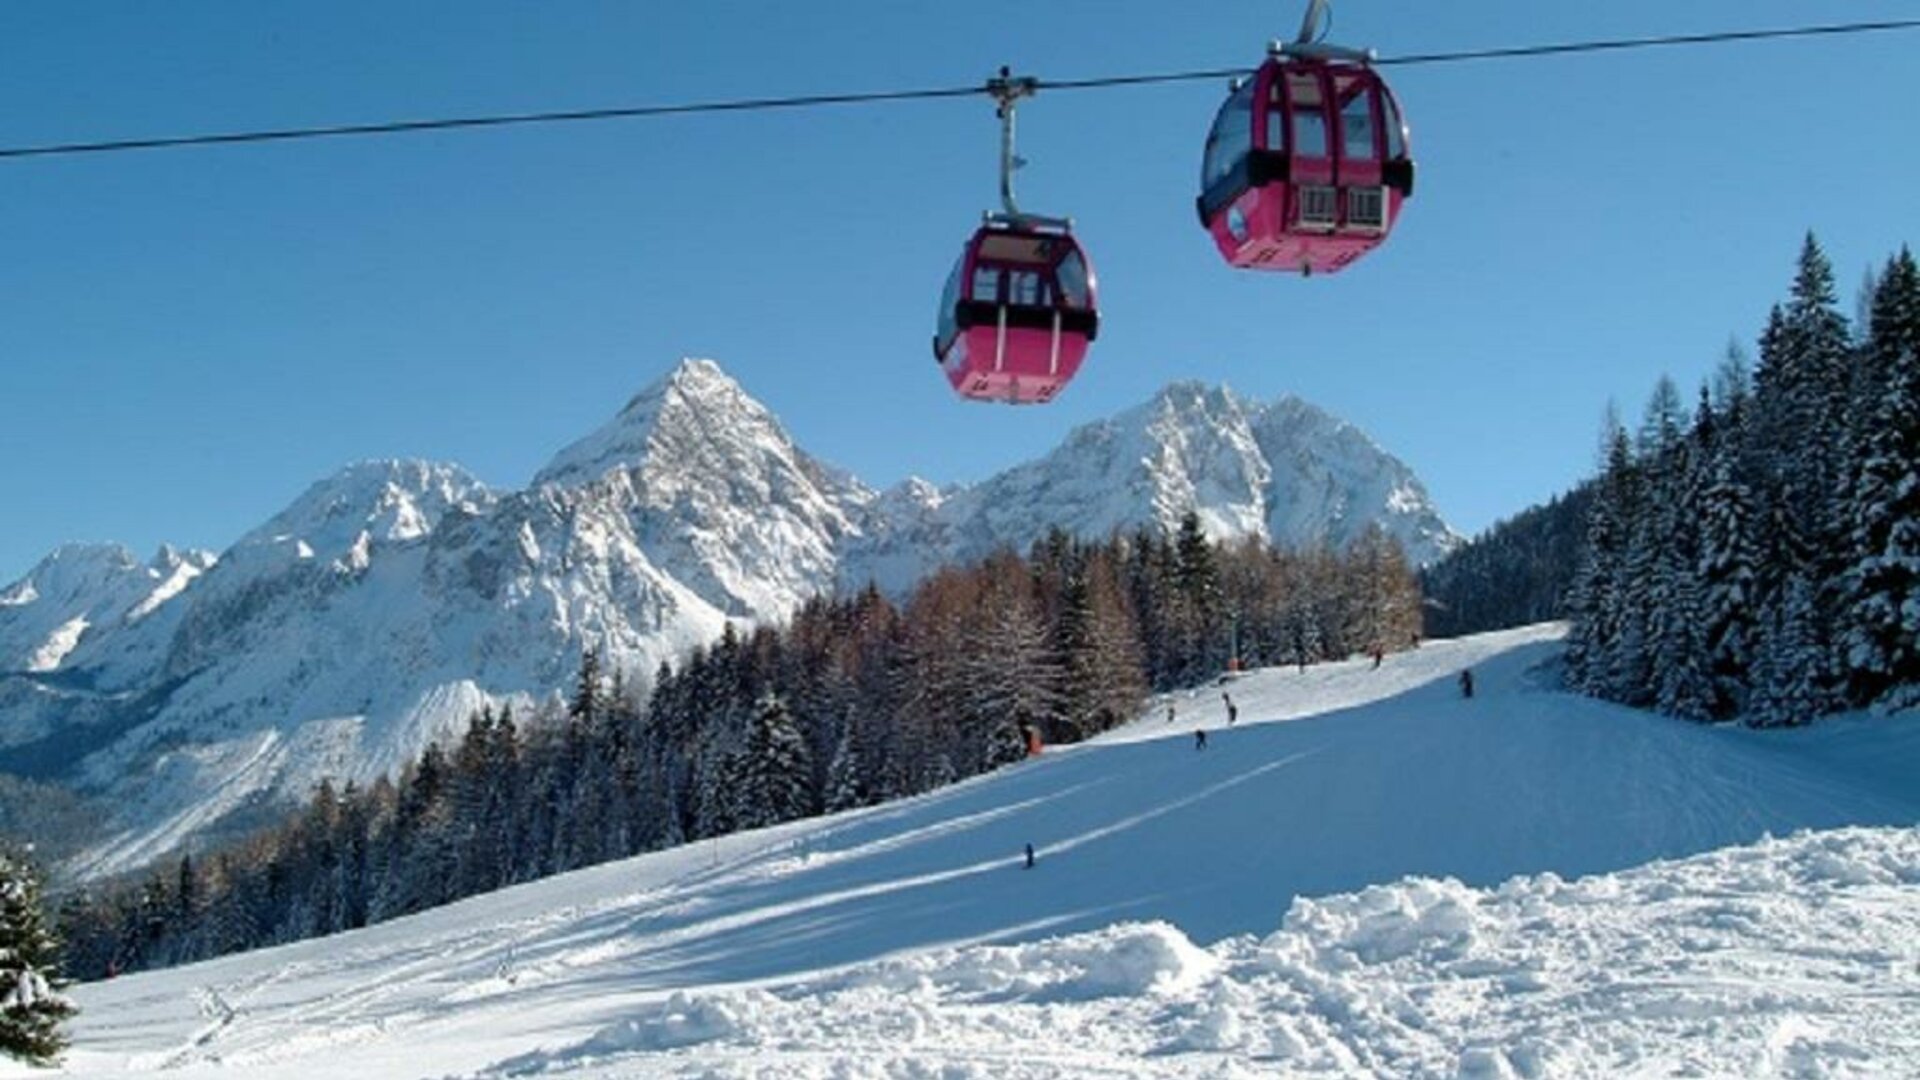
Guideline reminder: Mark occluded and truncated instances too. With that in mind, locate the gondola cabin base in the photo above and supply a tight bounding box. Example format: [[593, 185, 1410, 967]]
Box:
[[1204, 184, 1393, 275]]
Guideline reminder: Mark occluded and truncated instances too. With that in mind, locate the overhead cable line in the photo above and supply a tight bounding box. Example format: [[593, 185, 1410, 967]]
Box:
[[2, 18, 1916, 163]]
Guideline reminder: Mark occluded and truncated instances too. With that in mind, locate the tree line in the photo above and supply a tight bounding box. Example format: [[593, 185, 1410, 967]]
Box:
[[56, 514, 1421, 979], [1565, 237, 1920, 725]]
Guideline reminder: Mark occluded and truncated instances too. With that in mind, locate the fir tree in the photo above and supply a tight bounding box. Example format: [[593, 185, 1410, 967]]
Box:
[[0, 849, 75, 1065], [1698, 452, 1762, 718], [823, 718, 870, 813], [735, 694, 815, 830], [1838, 249, 1920, 704], [1751, 573, 1825, 727]]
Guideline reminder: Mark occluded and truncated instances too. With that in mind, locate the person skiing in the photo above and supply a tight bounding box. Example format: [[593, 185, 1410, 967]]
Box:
[[1459, 668, 1475, 699], [1165, 702, 1176, 724], [1194, 728, 1208, 750], [1024, 842, 1036, 869], [1223, 691, 1238, 725]]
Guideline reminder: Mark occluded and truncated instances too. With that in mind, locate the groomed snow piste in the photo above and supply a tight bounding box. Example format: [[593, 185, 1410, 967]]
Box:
[[45, 626, 1920, 1079]]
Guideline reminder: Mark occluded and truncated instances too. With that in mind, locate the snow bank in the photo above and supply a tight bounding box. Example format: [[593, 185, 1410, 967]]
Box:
[[487, 827, 1920, 1079]]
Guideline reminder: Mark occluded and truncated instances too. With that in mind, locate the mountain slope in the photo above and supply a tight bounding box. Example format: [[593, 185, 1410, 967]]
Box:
[[60, 627, 1920, 1078]]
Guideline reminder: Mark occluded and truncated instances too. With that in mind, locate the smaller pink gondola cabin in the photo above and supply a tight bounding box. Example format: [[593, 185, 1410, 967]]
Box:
[[933, 218, 1099, 404], [1198, 54, 1413, 275]]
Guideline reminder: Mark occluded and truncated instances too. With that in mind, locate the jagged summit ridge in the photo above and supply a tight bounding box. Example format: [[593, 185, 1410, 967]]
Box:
[[1, 357, 1456, 879], [0, 543, 216, 675], [239, 459, 496, 562], [839, 380, 1457, 594]]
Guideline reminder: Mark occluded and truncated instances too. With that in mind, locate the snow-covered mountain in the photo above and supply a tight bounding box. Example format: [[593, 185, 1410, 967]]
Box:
[[842, 381, 1456, 593], [0, 358, 1458, 878]]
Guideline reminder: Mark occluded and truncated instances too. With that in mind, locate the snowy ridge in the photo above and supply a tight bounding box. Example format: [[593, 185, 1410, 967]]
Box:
[[1, 358, 1458, 878], [60, 628, 1920, 1079], [842, 381, 1459, 593], [0, 544, 215, 678]]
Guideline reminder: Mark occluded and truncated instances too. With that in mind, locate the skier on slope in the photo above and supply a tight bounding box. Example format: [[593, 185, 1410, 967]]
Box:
[[1223, 691, 1238, 725], [1459, 669, 1475, 699]]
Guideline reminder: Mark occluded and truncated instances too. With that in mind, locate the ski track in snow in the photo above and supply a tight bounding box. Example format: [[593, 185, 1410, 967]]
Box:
[[48, 626, 1920, 1079]]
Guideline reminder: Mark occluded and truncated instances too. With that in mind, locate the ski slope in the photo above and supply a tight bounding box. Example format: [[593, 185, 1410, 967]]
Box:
[[48, 625, 1920, 1078]]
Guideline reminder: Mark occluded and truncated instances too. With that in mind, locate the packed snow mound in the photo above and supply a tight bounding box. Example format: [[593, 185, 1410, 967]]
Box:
[[490, 828, 1920, 1079]]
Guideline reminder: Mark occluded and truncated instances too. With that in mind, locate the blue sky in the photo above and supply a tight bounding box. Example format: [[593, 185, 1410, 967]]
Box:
[[3, 1, 1916, 582]]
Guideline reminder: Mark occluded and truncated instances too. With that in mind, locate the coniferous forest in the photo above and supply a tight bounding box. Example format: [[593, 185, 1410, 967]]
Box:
[[1565, 238, 1920, 725], [1419, 483, 1593, 638], [57, 516, 1421, 978]]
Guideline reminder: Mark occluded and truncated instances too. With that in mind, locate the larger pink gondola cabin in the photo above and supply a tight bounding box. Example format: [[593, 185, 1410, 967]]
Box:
[[934, 70, 1100, 405], [1199, 2, 1414, 275]]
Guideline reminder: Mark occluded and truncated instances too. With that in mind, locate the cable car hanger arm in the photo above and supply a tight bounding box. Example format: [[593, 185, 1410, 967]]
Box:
[[983, 68, 1070, 232]]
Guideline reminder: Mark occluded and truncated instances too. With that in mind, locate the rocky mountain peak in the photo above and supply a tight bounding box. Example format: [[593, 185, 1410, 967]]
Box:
[[533, 357, 792, 491]]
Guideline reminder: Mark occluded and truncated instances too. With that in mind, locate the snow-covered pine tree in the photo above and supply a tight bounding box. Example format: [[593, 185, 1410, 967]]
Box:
[[1618, 378, 1687, 709], [1595, 423, 1647, 701], [1564, 412, 1630, 692], [1750, 572, 1825, 727], [0, 849, 76, 1065], [1698, 448, 1763, 719], [1782, 235, 1856, 509], [823, 715, 870, 813], [734, 694, 815, 831], [692, 743, 742, 839], [1838, 249, 1920, 706], [1654, 390, 1715, 720]]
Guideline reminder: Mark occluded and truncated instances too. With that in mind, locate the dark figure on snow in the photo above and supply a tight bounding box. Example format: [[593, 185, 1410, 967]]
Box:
[[1371, 647, 1384, 669], [1459, 669, 1475, 699], [1166, 702, 1176, 724], [1194, 728, 1208, 750], [1223, 691, 1238, 725], [1024, 843, 1035, 869]]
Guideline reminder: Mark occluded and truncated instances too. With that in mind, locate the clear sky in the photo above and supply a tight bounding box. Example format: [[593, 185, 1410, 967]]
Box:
[[3, 1, 1916, 583]]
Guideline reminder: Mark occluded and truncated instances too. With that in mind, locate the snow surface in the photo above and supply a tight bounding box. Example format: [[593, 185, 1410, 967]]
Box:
[[50, 627, 1920, 1079]]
